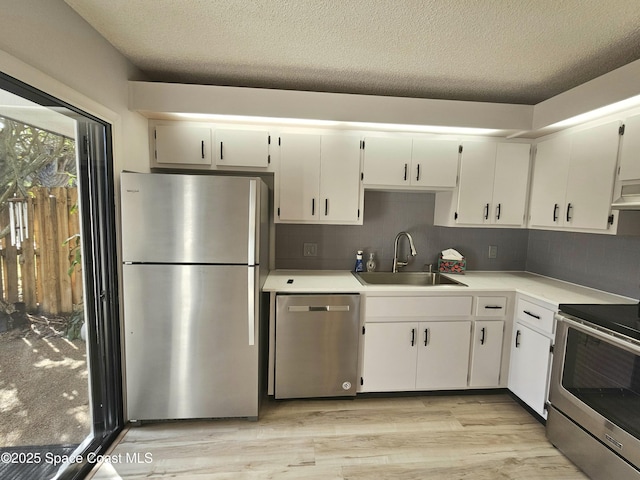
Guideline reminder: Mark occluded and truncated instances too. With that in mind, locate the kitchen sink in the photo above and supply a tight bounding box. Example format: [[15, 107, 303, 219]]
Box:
[[353, 271, 467, 287]]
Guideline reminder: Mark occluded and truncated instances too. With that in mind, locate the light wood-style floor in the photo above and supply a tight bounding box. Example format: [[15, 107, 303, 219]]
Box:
[[89, 393, 588, 479]]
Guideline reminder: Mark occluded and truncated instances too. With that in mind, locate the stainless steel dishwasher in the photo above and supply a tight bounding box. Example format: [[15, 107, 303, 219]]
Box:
[[275, 294, 360, 399]]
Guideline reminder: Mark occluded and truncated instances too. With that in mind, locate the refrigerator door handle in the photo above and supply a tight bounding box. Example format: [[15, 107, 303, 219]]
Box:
[[248, 267, 256, 346], [248, 180, 257, 265]]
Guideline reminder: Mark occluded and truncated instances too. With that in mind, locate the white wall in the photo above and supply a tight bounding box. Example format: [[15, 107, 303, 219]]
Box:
[[0, 0, 149, 173]]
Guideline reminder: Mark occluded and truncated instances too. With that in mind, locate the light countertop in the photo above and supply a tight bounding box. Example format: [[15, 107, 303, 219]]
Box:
[[263, 270, 637, 306]]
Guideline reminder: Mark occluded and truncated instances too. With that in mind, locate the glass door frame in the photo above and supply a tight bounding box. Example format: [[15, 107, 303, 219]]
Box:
[[0, 71, 124, 479]]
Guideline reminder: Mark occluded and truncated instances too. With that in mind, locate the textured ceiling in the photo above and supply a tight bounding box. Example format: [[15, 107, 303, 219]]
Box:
[[64, 0, 640, 105]]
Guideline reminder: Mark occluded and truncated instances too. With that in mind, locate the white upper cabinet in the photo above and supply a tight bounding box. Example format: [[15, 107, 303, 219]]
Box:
[[492, 143, 531, 226], [277, 133, 362, 225], [619, 113, 640, 181], [362, 137, 412, 187], [528, 135, 572, 228], [154, 124, 212, 165], [564, 122, 620, 230], [363, 137, 459, 189], [215, 129, 270, 168], [277, 133, 321, 222], [318, 135, 362, 223], [456, 142, 497, 224], [455, 142, 530, 226], [410, 139, 460, 188], [529, 121, 621, 232]]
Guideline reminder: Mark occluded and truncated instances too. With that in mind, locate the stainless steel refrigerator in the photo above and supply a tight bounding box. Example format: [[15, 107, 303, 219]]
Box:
[[120, 172, 268, 421]]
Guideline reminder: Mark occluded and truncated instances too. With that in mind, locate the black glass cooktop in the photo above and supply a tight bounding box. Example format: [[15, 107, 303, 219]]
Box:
[[558, 303, 640, 341]]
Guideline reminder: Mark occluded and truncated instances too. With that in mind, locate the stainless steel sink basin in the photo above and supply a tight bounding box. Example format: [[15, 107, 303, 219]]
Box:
[[353, 271, 467, 287]]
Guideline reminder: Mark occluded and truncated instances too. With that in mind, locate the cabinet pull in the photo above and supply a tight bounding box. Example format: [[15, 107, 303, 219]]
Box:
[[480, 327, 486, 345], [404, 163, 408, 181], [325, 198, 328, 216], [515, 330, 521, 348], [218, 141, 222, 160], [312, 198, 315, 216], [496, 203, 501, 220], [484, 305, 503, 310], [553, 203, 559, 222], [523, 310, 541, 320], [416, 164, 421, 182], [201, 140, 206, 159], [484, 203, 490, 220], [566, 203, 573, 222], [411, 328, 416, 346], [424, 328, 429, 346]]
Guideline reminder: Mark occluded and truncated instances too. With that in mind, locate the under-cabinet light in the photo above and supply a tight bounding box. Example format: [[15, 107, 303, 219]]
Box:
[[171, 112, 501, 135], [548, 94, 640, 129]]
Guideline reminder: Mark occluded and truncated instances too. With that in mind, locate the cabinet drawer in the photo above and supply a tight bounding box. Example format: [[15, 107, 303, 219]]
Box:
[[475, 296, 507, 317], [516, 298, 555, 335], [365, 296, 472, 319]]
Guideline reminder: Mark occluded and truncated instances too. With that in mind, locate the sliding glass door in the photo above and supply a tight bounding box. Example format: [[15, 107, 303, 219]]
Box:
[[0, 72, 122, 480]]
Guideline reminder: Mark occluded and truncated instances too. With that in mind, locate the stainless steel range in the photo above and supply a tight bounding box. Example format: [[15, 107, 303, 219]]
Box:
[[548, 302, 640, 479]]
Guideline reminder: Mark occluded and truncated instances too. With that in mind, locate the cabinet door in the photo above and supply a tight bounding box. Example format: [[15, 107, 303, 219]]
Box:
[[215, 129, 269, 168], [564, 121, 620, 231], [528, 135, 571, 228], [362, 137, 412, 187], [319, 135, 362, 224], [155, 125, 212, 165], [619, 114, 640, 181], [469, 321, 504, 387], [492, 143, 530, 226], [508, 323, 552, 418], [456, 142, 497, 224], [361, 322, 418, 392], [411, 139, 459, 187], [415, 321, 471, 390], [278, 134, 321, 222]]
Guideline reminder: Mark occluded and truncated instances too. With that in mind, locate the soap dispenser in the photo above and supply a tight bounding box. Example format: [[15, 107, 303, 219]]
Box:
[[354, 250, 364, 272], [366, 252, 377, 272]]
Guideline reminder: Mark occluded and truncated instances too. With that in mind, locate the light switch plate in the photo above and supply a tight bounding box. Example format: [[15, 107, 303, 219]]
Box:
[[303, 243, 318, 257], [488, 245, 498, 259]]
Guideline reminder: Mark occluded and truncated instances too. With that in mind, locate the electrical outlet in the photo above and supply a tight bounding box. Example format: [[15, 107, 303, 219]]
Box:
[[303, 242, 318, 257], [488, 245, 498, 259]]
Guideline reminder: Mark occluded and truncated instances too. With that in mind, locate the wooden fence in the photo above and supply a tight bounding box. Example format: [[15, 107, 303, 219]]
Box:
[[0, 187, 82, 316]]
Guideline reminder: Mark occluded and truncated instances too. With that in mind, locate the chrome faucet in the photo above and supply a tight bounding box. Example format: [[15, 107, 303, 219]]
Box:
[[392, 231, 417, 272]]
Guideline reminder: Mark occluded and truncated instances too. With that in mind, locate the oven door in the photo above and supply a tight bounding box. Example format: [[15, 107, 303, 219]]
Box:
[[549, 315, 640, 470]]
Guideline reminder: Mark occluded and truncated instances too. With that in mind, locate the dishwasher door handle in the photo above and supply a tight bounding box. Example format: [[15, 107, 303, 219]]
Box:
[[287, 305, 350, 312]]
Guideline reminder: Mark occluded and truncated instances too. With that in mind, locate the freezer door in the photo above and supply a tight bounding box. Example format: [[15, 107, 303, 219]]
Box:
[[121, 172, 261, 264], [123, 264, 259, 420]]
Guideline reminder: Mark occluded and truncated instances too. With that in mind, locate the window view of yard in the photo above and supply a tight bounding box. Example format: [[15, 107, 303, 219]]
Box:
[[0, 113, 90, 452]]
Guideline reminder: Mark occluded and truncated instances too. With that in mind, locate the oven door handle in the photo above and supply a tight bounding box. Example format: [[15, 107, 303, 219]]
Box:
[[559, 316, 640, 356]]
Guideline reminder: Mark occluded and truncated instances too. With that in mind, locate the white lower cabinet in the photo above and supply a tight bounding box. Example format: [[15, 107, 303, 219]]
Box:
[[361, 320, 471, 392], [469, 320, 504, 387], [415, 321, 471, 390], [508, 321, 553, 419], [361, 322, 418, 392]]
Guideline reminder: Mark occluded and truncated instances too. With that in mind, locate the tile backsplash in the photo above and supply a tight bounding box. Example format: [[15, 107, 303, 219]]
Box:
[[276, 191, 528, 272], [275, 190, 640, 299]]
